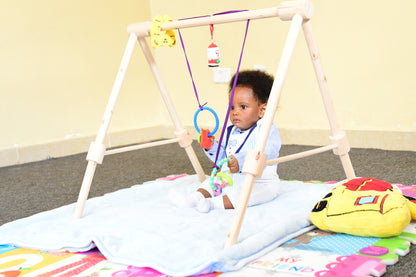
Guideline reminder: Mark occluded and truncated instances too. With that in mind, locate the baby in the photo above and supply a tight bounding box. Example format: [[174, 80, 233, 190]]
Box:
[[171, 70, 281, 212]]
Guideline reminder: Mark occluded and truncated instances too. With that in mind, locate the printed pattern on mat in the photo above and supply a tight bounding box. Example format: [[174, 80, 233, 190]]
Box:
[[0, 246, 218, 276], [282, 229, 379, 255], [218, 248, 387, 277], [219, 247, 339, 276]]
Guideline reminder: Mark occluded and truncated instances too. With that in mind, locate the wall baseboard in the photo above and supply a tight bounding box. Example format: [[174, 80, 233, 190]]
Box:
[[0, 125, 174, 168], [0, 126, 414, 168]]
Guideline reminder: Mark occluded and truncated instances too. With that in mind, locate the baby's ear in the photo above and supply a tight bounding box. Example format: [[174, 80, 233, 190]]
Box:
[[259, 103, 267, 118]]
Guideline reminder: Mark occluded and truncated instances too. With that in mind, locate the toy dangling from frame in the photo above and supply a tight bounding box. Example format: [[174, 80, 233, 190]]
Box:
[[194, 23, 222, 147], [194, 106, 219, 149], [207, 24, 220, 67], [210, 158, 233, 196], [150, 15, 176, 48], [177, 25, 220, 149], [177, 11, 250, 195]]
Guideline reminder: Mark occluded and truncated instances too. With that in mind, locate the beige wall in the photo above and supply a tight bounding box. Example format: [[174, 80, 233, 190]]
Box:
[[0, 0, 415, 166], [152, 0, 416, 150], [0, 0, 165, 166]]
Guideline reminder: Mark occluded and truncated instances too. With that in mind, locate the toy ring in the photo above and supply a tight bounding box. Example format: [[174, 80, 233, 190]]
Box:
[[150, 15, 176, 48], [209, 158, 233, 195], [216, 172, 233, 186], [194, 106, 219, 137]]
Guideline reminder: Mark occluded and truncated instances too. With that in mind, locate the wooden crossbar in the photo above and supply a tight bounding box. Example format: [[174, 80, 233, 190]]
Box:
[[127, 0, 314, 37], [104, 138, 180, 156], [266, 144, 338, 165]]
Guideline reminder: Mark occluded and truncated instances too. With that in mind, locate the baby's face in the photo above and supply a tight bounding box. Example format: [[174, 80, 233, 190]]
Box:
[[229, 86, 265, 131]]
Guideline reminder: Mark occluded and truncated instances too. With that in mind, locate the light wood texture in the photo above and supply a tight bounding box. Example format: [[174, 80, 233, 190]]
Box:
[[266, 144, 337, 165], [224, 13, 304, 248], [137, 37, 206, 182], [73, 33, 138, 219], [104, 138, 180, 156], [302, 20, 356, 179], [127, 0, 313, 37], [73, 161, 97, 219]]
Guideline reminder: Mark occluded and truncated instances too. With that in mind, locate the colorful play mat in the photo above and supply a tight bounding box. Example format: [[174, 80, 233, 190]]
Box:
[[0, 175, 414, 277]]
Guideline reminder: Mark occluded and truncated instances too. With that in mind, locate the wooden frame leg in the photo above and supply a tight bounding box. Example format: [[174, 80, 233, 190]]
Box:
[[224, 14, 304, 248], [137, 37, 206, 182], [73, 33, 138, 219], [302, 20, 356, 179]]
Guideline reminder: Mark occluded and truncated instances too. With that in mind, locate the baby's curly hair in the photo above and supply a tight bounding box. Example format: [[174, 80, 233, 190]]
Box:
[[229, 70, 274, 104]]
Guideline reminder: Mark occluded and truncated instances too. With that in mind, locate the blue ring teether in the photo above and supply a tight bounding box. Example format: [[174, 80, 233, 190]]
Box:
[[193, 106, 219, 137]]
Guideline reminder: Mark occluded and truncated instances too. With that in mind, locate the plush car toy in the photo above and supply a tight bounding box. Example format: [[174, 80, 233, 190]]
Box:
[[310, 178, 416, 237]]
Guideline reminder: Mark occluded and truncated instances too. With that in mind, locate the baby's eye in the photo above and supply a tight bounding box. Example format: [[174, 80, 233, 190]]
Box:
[[241, 105, 247, 110], [231, 106, 235, 110]]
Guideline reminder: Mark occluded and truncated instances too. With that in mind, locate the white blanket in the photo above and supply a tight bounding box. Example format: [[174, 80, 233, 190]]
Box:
[[0, 175, 336, 276]]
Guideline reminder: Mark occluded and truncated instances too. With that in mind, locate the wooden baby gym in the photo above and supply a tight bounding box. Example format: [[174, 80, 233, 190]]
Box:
[[2, 1, 413, 277], [73, 0, 355, 245]]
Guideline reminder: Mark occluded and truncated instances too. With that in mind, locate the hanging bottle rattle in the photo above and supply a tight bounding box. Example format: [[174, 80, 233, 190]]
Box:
[[207, 24, 220, 67]]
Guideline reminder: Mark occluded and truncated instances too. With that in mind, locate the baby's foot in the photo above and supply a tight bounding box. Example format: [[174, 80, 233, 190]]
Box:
[[196, 198, 212, 213], [169, 189, 204, 208]]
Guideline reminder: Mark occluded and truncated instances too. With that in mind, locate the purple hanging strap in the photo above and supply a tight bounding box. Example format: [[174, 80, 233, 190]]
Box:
[[213, 19, 250, 168], [177, 29, 205, 110], [178, 10, 249, 111], [176, 11, 250, 168], [212, 10, 247, 16]]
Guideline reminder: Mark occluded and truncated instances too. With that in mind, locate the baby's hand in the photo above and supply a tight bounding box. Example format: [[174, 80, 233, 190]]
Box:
[[227, 155, 239, 173]]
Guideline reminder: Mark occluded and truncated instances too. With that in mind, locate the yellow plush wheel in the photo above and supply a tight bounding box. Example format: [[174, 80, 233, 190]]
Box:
[[150, 15, 176, 48]]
